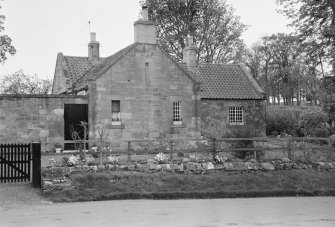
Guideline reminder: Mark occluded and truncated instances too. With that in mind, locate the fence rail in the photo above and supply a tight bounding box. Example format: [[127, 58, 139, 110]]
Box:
[[42, 136, 335, 162]]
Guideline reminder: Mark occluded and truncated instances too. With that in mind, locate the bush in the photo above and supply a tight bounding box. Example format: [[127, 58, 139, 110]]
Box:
[[298, 108, 329, 137], [266, 106, 328, 137], [266, 106, 300, 136]]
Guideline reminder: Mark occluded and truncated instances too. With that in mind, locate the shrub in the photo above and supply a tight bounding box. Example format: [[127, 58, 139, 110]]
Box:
[[266, 106, 328, 137], [298, 108, 329, 137], [266, 106, 300, 136]]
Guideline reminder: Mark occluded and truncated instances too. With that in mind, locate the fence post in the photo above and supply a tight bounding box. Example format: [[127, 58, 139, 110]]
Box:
[[287, 138, 292, 160], [32, 142, 41, 188], [127, 141, 131, 162], [212, 138, 216, 160], [169, 141, 173, 160], [328, 139, 333, 160]]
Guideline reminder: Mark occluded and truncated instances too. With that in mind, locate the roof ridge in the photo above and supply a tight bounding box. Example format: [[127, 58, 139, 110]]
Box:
[[198, 63, 241, 66]]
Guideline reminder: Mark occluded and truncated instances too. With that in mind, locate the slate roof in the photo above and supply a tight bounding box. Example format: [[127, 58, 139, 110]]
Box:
[[179, 63, 265, 100]]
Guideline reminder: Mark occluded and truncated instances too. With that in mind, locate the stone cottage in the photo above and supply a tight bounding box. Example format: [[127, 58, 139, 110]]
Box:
[[52, 7, 266, 145], [0, 7, 266, 151]]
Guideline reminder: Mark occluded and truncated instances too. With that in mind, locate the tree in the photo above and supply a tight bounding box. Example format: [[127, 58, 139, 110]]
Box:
[[276, 0, 335, 72], [0, 70, 52, 94], [142, 0, 246, 63], [244, 33, 323, 105], [0, 2, 15, 63]]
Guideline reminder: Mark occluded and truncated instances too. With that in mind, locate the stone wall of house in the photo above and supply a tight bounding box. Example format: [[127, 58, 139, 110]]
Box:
[[0, 94, 87, 151], [200, 99, 266, 137], [88, 44, 201, 149], [52, 53, 68, 94]]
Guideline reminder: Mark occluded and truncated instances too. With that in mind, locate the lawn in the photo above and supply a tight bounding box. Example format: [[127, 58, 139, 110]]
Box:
[[44, 169, 335, 202]]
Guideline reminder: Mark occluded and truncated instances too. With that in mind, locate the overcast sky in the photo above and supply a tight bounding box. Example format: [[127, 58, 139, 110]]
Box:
[[0, 0, 292, 80]]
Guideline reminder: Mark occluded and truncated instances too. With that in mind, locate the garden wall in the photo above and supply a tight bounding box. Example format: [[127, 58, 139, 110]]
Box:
[[41, 158, 335, 194], [0, 94, 87, 151]]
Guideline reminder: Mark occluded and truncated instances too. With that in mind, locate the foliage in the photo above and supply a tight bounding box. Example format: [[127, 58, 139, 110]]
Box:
[[320, 76, 335, 124], [154, 152, 169, 163], [0, 3, 15, 63], [107, 155, 119, 164], [276, 0, 335, 72], [243, 33, 322, 105], [298, 108, 329, 137], [142, 0, 246, 63], [266, 106, 329, 137], [67, 155, 80, 167], [0, 70, 52, 94], [134, 141, 170, 153]]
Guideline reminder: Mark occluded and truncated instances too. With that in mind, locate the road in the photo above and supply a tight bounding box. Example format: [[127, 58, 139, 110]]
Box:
[[0, 197, 335, 227]]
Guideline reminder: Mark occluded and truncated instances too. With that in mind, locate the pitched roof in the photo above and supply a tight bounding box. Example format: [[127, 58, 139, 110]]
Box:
[[63, 43, 137, 89], [179, 63, 264, 99], [61, 43, 264, 100], [62, 56, 95, 83]]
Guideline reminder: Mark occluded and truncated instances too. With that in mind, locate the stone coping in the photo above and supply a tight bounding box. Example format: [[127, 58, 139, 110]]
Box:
[[0, 94, 88, 99]]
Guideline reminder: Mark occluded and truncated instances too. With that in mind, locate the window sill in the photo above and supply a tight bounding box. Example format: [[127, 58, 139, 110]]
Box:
[[109, 123, 125, 129], [111, 121, 122, 126], [171, 122, 186, 128], [229, 122, 244, 126]]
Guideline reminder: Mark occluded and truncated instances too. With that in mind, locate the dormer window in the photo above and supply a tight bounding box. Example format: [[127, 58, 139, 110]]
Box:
[[173, 101, 182, 125]]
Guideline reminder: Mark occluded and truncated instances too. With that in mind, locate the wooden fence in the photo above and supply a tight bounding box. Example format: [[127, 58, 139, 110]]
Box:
[[44, 137, 334, 162]]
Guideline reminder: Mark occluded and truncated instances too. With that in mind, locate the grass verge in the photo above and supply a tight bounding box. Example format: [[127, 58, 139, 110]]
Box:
[[44, 169, 335, 202]]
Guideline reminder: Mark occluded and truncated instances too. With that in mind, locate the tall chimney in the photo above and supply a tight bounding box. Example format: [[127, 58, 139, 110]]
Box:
[[183, 35, 197, 67], [88, 32, 100, 62], [134, 6, 156, 44]]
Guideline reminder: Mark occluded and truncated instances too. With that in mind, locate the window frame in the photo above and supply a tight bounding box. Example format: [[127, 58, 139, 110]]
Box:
[[111, 100, 121, 125], [172, 101, 182, 125], [228, 106, 244, 125]]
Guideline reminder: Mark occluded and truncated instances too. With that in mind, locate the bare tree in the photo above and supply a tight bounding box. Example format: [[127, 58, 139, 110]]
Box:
[[0, 70, 52, 94]]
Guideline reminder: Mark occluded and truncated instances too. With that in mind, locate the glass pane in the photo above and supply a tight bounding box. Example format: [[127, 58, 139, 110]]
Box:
[[112, 100, 120, 113]]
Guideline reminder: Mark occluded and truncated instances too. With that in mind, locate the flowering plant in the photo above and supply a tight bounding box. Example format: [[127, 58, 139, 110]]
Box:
[[108, 155, 119, 164], [189, 154, 200, 162], [214, 155, 227, 164], [68, 155, 80, 166], [154, 152, 169, 163], [102, 146, 112, 152]]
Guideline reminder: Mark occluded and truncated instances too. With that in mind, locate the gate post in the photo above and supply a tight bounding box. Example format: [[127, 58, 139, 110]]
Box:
[[32, 142, 41, 188]]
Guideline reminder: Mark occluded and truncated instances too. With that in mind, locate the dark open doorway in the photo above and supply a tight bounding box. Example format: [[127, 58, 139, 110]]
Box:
[[64, 104, 88, 150]]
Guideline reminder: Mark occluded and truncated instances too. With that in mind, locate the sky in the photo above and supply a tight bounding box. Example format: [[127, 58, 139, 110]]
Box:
[[0, 0, 293, 80]]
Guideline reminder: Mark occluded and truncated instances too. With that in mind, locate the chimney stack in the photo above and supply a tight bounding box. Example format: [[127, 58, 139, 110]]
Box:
[[183, 35, 197, 67], [88, 32, 100, 62], [134, 6, 156, 44]]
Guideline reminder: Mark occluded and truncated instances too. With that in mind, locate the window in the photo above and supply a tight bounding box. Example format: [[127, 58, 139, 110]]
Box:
[[173, 101, 182, 125], [111, 100, 121, 125], [229, 106, 243, 125]]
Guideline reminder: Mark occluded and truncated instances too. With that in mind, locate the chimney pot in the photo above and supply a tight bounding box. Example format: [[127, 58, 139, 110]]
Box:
[[90, 32, 96, 42], [142, 6, 148, 21]]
